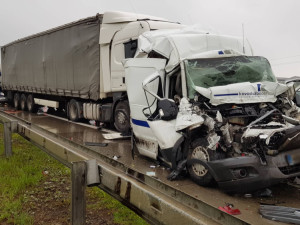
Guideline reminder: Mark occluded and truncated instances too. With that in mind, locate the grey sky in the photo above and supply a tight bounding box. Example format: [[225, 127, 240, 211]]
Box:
[[1, 0, 299, 77]]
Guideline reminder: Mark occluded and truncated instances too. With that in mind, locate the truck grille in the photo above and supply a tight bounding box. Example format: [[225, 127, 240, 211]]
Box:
[[279, 165, 300, 175]]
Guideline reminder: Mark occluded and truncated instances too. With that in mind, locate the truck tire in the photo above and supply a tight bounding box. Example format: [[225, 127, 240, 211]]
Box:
[[20, 94, 27, 111], [68, 99, 82, 122], [13, 93, 20, 109], [7, 91, 14, 104], [114, 100, 130, 133], [27, 94, 38, 113], [187, 138, 223, 186]]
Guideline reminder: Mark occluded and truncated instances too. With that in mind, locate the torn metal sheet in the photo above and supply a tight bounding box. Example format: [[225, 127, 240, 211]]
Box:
[[175, 98, 204, 131], [194, 81, 289, 106], [135, 27, 253, 72], [102, 133, 131, 140]]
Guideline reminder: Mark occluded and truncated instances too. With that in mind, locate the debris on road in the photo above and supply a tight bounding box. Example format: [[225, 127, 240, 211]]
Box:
[[85, 142, 108, 147], [218, 203, 241, 215], [260, 205, 300, 224]]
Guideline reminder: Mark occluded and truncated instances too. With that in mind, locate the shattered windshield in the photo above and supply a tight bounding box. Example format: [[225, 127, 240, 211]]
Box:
[[184, 56, 276, 98]]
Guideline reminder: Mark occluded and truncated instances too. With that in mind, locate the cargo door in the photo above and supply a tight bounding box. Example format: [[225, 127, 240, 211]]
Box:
[[124, 58, 166, 159], [110, 21, 149, 92]]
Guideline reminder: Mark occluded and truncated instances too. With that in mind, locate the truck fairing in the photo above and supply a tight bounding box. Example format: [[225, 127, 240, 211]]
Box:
[[125, 28, 300, 193]]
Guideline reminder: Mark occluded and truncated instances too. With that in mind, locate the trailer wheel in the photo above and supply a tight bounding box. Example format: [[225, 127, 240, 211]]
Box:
[[68, 99, 82, 122], [114, 100, 130, 133], [187, 138, 222, 186], [13, 93, 20, 109], [20, 94, 27, 111], [27, 94, 38, 113]]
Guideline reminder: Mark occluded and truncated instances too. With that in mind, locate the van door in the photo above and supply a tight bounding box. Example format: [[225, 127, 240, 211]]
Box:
[[124, 58, 166, 159]]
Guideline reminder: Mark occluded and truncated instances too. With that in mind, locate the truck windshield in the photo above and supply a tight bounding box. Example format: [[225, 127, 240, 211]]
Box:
[[184, 56, 276, 98]]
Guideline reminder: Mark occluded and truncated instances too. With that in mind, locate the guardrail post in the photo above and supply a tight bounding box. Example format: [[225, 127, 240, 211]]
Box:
[[72, 161, 86, 225], [3, 121, 17, 157]]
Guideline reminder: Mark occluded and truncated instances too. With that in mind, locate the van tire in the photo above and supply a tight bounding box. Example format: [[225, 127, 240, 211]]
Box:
[[187, 138, 222, 186]]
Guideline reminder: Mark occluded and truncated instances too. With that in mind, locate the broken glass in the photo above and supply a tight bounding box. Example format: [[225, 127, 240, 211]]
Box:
[[184, 56, 276, 98]]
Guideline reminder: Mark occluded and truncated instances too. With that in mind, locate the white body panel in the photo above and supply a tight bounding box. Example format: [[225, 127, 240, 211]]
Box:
[[194, 81, 289, 106], [99, 12, 183, 97], [124, 58, 167, 159], [148, 119, 182, 149], [135, 28, 253, 72], [34, 98, 59, 108]]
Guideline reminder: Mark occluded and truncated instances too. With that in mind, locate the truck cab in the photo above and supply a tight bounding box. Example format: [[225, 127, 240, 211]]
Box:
[[124, 29, 300, 193]]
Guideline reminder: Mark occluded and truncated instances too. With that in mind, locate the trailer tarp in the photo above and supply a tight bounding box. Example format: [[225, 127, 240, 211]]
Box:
[[1, 16, 101, 100]]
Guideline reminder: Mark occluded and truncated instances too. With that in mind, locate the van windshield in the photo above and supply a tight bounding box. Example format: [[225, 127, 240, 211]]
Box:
[[184, 56, 276, 98]]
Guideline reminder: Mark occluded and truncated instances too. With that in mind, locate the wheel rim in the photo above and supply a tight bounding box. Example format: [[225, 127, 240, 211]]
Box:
[[191, 146, 210, 177], [116, 110, 127, 125]]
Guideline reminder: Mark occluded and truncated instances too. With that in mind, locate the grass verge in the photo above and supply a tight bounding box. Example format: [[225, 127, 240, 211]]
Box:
[[0, 124, 148, 225]]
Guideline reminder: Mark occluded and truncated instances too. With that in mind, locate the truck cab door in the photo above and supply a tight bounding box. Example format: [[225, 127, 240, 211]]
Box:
[[124, 58, 166, 159], [110, 22, 148, 92]]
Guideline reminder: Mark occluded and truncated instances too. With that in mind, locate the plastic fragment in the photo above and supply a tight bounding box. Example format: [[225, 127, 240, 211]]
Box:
[[218, 204, 241, 215], [113, 155, 119, 160], [146, 172, 156, 177]]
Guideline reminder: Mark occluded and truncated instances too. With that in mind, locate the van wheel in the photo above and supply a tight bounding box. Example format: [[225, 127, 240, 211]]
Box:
[[114, 100, 130, 133], [27, 94, 38, 113], [20, 94, 27, 111], [187, 138, 222, 186], [68, 99, 82, 122], [13, 93, 20, 109]]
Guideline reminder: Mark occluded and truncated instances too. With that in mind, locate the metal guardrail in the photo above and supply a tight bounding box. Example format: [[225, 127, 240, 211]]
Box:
[[0, 111, 248, 225]]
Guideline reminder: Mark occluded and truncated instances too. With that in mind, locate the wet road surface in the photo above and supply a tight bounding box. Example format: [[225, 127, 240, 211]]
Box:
[[2, 106, 300, 225]]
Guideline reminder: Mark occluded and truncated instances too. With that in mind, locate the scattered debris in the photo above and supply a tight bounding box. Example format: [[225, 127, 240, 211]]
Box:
[[42, 170, 49, 176], [288, 177, 300, 188], [244, 194, 252, 198], [89, 120, 96, 126], [150, 165, 156, 169], [254, 188, 273, 198], [146, 172, 156, 177], [260, 205, 300, 224], [113, 155, 120, 160], [218, 203, 241, 215], [85, 142, 108, 147], [102, 132, 131, 140]]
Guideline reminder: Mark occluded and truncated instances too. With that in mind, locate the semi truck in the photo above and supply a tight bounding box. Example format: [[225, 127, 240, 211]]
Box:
[[124, 28, 300, 193], [0, 11, 182, 132]]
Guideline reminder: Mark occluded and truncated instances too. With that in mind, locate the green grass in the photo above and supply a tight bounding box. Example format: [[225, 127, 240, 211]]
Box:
[[0, 124, 148, 225], [88, 187, 148, 225]]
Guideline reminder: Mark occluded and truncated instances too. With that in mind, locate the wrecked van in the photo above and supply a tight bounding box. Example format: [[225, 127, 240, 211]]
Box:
[[124, 28, 300, 193]]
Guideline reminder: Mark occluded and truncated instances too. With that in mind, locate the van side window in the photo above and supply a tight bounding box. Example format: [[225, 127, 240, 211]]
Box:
[[124, 40, 138, 58]]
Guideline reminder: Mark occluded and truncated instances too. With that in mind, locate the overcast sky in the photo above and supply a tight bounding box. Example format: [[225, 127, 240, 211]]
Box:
[[1, 0, 300, 77]]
